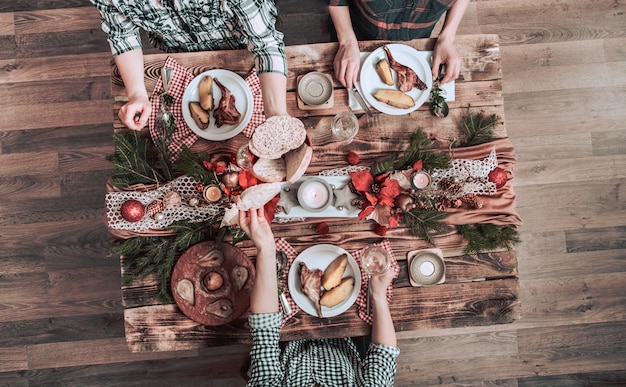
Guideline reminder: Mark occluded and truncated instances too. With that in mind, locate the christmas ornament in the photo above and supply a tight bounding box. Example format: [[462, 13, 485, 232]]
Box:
[[188, 197, 200, 207], [120, 199, 145, 222], [394, 193, 415, 212], [163, 191, 182, 208], [221, 171, 239, 189], [154, 212, 165, 222], [488, 167, 508, 189], [346, 151, 360, 165], [333, 184, 358, 210]]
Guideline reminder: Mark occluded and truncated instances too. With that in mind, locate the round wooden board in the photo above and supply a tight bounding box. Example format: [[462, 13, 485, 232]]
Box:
[[171, 241, 255, 326]]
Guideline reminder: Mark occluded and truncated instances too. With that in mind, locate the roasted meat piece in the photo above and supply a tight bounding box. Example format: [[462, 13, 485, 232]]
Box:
[[299, 262, 323, 318], [213, 78, 242, 127], [383, 45, 427, 92]]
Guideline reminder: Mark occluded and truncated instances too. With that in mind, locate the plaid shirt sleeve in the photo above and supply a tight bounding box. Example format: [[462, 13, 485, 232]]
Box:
[[229, 0, 287, 76], [362, 343, 400, 386], [247, 312, 284, 387], [328, 0, 350, 6], [90, 0, 143, 56]]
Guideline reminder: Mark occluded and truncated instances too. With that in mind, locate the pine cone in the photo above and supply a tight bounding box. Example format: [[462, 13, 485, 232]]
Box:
[[370, 183, 381, 194], [435, 195, 451, 211], [460, 194, 484, 209], [438, 177, 463, 196], [352, 198, 366, 209], [145, 199, 164, 217]]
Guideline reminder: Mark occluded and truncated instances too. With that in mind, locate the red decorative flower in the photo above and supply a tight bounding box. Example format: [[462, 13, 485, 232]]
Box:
[[412, 160, 423, 171], [349, 170, 403, 225], [264, 197, 279, 223], [238, 170, 258, 189], [488, 167, 508, 189]]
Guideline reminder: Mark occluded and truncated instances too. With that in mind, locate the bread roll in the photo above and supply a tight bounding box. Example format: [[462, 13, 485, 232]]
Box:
[[250, 116, 306, 159], [285, 143, 312, 184], [252, 157, 286, 183], [238, 182, 282, 211]]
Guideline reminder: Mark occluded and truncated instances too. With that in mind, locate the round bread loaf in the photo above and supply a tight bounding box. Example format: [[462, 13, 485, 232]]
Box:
[[249, 116, 306, 159]]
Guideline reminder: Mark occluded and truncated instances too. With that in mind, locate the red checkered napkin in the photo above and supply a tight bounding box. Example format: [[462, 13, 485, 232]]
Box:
[[148, 58, 265, 158], [352, 238, 400, 325], [148, 56, 197, 157], [276, 238, 300, 325], [242, 68, 265, 138]]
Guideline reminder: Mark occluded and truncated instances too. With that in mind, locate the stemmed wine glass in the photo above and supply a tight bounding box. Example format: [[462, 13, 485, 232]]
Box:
[[360, 245, 391, 314]]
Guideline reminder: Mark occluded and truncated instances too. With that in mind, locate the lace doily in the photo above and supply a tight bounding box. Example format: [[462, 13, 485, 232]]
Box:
[[318, 165, 368, 176], [105, 175, 224, 233], [429, 146, 498, 197]]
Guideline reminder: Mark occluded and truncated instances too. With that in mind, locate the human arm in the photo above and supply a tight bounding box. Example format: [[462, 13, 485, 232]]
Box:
[[115, 49, 151, 130], [328, 5, 361, 89], [431, 0, 470, 84], [369, 269, 397, 347], [238, 207, 278, 314], [258, 72, 288, 118]]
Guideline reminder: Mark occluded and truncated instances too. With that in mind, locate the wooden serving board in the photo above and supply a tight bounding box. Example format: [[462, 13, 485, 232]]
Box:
[[170, 241, 255, 326]]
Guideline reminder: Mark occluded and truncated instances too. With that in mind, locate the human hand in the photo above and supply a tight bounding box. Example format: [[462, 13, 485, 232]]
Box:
[[238, 207, 275, 252], [333, 39, 361, 89], [119, 94, 151, 131], [431, 39, 461, 85], [370, 268, 395, 299]]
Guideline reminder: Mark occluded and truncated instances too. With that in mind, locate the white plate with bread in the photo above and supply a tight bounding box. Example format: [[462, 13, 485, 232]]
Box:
[[182, 69, 253, 141], [288, 244, 361, 318]]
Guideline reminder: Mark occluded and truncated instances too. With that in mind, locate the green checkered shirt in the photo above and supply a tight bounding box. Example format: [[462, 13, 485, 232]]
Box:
[[247, 313, 400, 386], [91, 0, 287, 76], [328, 0, 456, 41]]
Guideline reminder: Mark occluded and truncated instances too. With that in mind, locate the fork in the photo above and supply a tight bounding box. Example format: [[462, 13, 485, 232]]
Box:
[[154, 66, 176, 153]]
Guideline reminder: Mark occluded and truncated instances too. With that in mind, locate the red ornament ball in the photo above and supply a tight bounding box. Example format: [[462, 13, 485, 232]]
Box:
[[488, 167, 508, 189], [120, 199, 145, 222]]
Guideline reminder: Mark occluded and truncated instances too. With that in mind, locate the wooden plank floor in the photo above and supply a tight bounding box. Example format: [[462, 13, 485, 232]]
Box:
[[1, 0, 625, 385]]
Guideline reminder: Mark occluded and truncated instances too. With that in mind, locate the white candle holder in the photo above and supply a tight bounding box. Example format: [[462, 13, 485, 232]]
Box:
[[297, 177, 334, 212]]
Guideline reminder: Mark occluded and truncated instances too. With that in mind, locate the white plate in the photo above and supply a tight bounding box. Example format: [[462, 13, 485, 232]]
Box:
[[288, 244, 362, 318], [182, 69, 254, 141], [359, 44, 433, 115]]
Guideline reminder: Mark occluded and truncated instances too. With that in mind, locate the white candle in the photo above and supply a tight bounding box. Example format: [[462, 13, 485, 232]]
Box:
[[300, 181, 330, 209], [412, 172, 431, 189], [419, 261, 435, 276]]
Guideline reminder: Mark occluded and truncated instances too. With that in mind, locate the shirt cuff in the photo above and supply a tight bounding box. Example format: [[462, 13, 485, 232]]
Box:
[[370, 342, 401, 358], [248, 312, 283, 329]]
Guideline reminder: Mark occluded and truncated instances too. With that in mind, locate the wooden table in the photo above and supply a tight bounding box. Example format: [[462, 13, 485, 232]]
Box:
[[109, 34, 520, 352]]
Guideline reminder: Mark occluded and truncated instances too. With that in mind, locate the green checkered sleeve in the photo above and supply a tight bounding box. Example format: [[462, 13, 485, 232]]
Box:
[[247, 312, 284, 387]]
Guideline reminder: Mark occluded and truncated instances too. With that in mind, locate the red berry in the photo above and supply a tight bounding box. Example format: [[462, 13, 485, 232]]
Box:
[[346, 151, 360, 165], [316, 222, 330, 235], [120, 199, 145, 222], [373, 223, 387, 236]]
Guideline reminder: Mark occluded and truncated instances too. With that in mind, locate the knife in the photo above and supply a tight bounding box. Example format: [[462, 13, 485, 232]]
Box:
[[351, 86, 373, 117]]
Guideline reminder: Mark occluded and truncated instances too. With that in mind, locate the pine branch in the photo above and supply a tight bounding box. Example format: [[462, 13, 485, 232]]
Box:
[[457, 109, 500, 147], [401, 208, 447, 244], [113, 219, 220, 303], [172, 147, 218, 184], [456, 224, 521, 256], [394, 129, 451, 171], [108, 132, 168, 187]]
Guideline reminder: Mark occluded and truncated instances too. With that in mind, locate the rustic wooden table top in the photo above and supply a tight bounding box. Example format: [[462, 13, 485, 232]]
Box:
[[110, 34, 520, 353]]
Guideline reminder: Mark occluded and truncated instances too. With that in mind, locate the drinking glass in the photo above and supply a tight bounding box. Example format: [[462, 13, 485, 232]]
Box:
[[360, 245, 391, 276], [236, 143, 253, 170], [331, 111, 359, 144]]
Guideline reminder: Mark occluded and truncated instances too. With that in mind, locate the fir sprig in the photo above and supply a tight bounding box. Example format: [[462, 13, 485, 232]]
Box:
[[107, 132, 165, 187], [172, 147, 219, 185], [115, 219, 220, 303], [394, 129, 451, 171], [456, 224, 520, 256], [401, 208, 447, 245], [457, 110, 500, 147]]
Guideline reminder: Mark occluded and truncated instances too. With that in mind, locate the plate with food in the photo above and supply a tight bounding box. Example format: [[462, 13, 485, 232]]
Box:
[[182, 69, 254, 141], [359, 43, 432, 115], [288, 244, 361, 318]]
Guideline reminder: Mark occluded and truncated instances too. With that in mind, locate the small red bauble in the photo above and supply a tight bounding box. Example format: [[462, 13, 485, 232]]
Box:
[[346, 151, 360, 165], [120, 199, 145, 222], [488, 167, 508, 189]]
